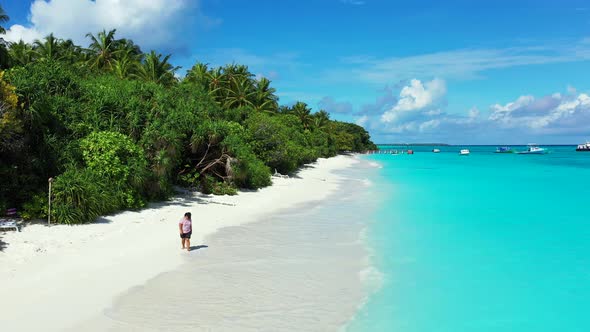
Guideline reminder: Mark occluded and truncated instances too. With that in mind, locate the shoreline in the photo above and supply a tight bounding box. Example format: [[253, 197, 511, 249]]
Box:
[[343, 158, 385, 331], [0, 154, 374, 331]]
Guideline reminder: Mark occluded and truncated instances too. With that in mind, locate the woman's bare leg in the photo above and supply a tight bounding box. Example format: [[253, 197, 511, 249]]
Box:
[[186, 238, 191, 251], [181, 238, 185, 249]]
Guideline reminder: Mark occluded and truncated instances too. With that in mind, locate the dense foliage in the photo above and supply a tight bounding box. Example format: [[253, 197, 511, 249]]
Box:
[[0, 7, 376, 224]]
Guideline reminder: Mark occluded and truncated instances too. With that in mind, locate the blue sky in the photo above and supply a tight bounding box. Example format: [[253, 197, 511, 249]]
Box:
[[3, 0, 590, 144]]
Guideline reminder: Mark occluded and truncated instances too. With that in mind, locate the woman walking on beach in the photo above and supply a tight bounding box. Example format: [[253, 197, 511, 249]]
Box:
[[179, 212, 192, 251]]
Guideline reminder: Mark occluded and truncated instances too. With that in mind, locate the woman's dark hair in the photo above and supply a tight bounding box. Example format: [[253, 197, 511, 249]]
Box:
[[184, 212, 191, 219]]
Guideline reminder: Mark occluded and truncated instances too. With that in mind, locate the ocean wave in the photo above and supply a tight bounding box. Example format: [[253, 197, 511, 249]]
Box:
[[368, 161, 383, 168], [359, 266, 384, 294]]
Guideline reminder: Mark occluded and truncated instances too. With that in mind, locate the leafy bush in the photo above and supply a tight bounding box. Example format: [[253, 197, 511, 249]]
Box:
[[198, 175, 216, 195], [231, 152, 272, 189], [0, 71, 18, 109], [51, 167, 146, 224], [213, 121, 272, 189], [211, 181, 238, 196], [305, 130, 337, 158], [51, 169, 114, 224], [77, 75, 163, 139], [21, 193, 48, 220], [329, 121, 377, 152], [245, 113, 311, 174], [80, 131, 148, 182], [178, 166, 200, 188]]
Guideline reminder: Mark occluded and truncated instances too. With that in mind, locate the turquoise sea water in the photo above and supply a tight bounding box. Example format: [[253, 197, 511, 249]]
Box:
[[349, 146, 590, 331]]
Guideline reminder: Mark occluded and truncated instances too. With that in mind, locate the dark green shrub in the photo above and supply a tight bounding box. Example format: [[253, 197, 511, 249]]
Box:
[[328, 121, 377, 152], [80, 131, 148, 182], [211, 181, 238, 196], [231, 153, 272, 189], [178, 166, 200, 188], [51, 169, 113, 224], [52, 203, 86, 225], [199, 175, 216, 195], [21, 193, 48, 220], [245, 113, 306, 174]]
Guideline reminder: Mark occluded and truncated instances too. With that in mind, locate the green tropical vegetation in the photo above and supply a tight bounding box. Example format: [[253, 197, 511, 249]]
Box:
[[0, 6, 376, 224]]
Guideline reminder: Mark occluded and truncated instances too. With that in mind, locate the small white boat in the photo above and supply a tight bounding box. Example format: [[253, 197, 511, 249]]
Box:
[[576, 142, 590, 152], [517, 144, 546, 154], [433, 148, 441, 153], [459, 149, 470, 155]]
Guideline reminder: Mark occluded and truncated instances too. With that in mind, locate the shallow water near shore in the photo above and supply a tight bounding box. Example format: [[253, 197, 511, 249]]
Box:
[[348, 146, 590, 331], [74, 159, 380, 331]]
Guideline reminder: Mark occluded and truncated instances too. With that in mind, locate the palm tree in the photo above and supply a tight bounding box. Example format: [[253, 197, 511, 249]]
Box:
[[111, 38, 142, 79], [234, 64, 252, 78], [207, 67, 225, 89], [1, 8, 12, 68], [313, 110, 330, 129], [86, 29, 118, 70], [278, 105, 292, 114], [185, 62, 209, 87], [223, 63, 252, 84], [253, 77, 278, 113], [8, 40, 35, 66], [33, 34, 61, 61], [134, 51, 180, 86], [223, 75, 255, 109], [113, 38, 142, 58], [59, 39, 85, 64], [205, 67, 227, 102], [0, 5, 8, 34], [291, 101, 313, 129], [112, 51, 139, 79]]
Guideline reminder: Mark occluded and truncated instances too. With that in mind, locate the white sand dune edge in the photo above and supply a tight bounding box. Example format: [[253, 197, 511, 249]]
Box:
[[0, 155, 360, 332]]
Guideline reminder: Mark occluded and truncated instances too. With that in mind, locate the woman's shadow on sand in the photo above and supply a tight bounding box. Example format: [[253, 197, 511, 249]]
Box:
[[189, 245, 208, 251]]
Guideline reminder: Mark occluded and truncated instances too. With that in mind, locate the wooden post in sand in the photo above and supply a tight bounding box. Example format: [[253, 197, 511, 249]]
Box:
[[48, 177, 53, 225]]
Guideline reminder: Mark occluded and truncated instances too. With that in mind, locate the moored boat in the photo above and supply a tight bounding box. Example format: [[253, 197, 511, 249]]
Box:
[[495, 146, 513, 153], [433, 148, 441, 153], [459, 149, 470, 155], [576, 142, 590, 151], [517, 144, 546, 154]]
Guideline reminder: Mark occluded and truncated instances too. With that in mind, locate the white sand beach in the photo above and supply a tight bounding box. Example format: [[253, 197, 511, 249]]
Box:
[[0, 155, 371, 332]]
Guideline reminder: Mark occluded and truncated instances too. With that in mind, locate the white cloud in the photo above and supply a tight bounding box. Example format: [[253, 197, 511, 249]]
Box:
[[4, 25, 43, 44], [356, 115, 369, 126], [4, 0, 213, 50], [419, 119, 441, 131], [354, 86, 397, 116], [487, 92, 590, 130], [425, 109, 442, 116], [489, 95, 535, 123], [332, 40, 590, 85], [567, 85, 577, 95], [468, 107, 480, 119], [515, 93, 587, 129], [369, 84, 590, 144], [381, 78, 446, 123], [385, 122, 417, 134]]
